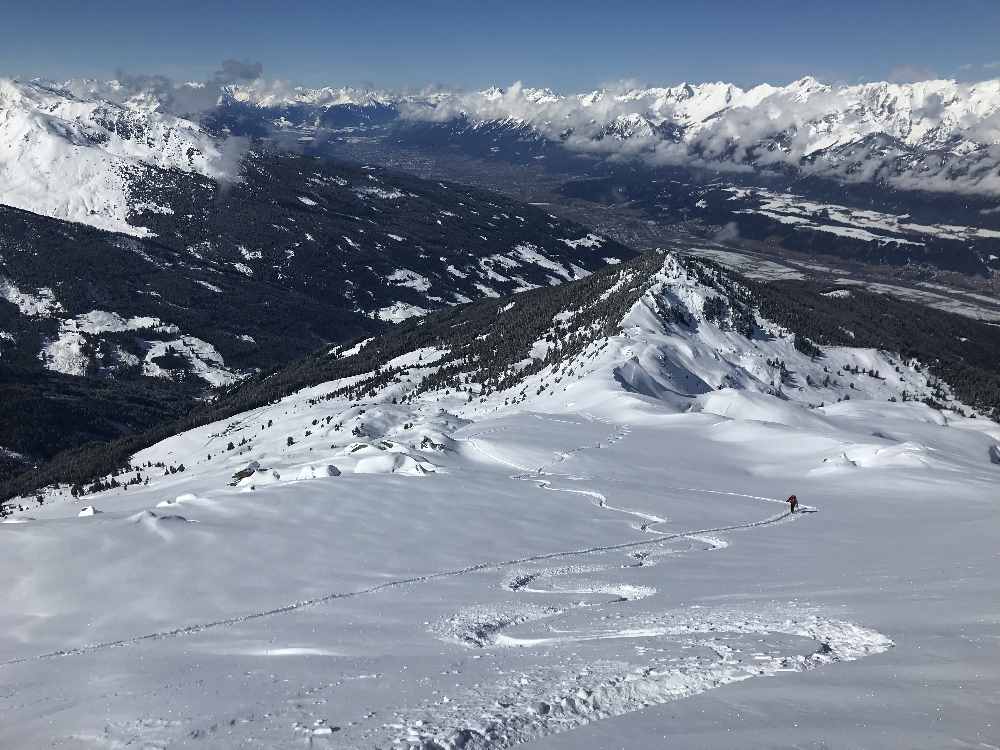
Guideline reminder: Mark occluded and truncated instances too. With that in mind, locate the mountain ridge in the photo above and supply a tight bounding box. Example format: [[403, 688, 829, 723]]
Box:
[[6, 249, 999, 510], [0, 151, 635, 478]]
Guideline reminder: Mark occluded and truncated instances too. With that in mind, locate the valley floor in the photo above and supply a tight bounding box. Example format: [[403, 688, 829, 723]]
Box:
[[1, 392, 999, 748]]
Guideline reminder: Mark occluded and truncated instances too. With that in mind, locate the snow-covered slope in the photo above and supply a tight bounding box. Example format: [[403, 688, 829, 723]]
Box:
[[56, 254, 989, 495], [0, 142, 640, 482], [8, 250, 992, 504], [0, 79, 232, 235], [0, 153, 633, 389], [2, 253, 998, 748]]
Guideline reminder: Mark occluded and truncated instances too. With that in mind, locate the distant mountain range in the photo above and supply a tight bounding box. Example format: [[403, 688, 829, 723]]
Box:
[[18, 74, 1000, 199], [216, 76, 1000, 197], [4, 75, 1000, 276]]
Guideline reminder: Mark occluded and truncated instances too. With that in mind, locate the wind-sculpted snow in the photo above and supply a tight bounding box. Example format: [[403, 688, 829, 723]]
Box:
[[357, 421, 887, 748], [0, 407, 903, 749]]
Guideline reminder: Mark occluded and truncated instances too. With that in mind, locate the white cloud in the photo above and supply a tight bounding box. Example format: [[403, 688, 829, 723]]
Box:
[[397, 76, 1000, 196]]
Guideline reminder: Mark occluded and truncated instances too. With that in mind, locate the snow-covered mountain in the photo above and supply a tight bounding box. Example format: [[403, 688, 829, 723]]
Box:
[[10, 72, 999, 242], [0, 146, 635, 477], [0, 79, 236, 235], [0, 82, 633, 386], [578, 76, 1000, 154], [0, 153, 632, 385], [272, 76, 1000, 275], [8, 249, 998, 502], [222, 75, 1000, 195], [5, 74, 1000, 285], [228, 74, 1000, 151], [2, 251, 998, 748]]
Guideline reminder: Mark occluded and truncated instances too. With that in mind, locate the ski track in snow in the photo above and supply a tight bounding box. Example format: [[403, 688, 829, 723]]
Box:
[[461, 418, 798, 559], [387, 605, 894, 750], [2, 418, 799, 668], [2, 416, 892, 750], [443, 417, 800, 653], [380, 417, 890, 749]]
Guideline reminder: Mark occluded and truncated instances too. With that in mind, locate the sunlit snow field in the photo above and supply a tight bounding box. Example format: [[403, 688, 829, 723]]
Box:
[[2, 391, 999, 747], [3, 255, 1000, 748]]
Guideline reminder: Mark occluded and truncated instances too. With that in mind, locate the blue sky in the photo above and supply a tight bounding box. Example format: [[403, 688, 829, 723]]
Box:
[[3, 0, 999, 89]]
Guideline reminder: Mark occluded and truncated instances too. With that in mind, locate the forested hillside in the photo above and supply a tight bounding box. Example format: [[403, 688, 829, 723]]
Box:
[[4, 251, 999, 510], [0, 153, 635, 480]]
